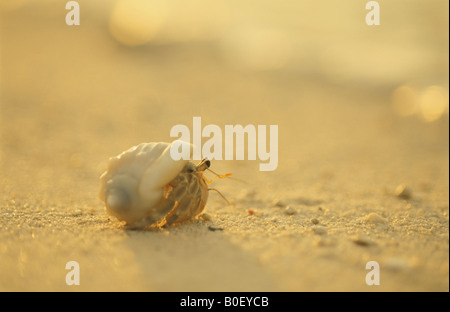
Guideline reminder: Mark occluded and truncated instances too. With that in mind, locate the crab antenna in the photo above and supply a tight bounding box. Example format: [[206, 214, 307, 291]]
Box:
[[207, 168, 230, 178], [208, 188, 232, 205], [207, 168, 247, 184]]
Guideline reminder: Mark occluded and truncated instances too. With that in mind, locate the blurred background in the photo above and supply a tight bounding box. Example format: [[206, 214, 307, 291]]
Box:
[[0, 0, 448, 291], [1, 0, 448, 176], [1, 0, 448, 192]]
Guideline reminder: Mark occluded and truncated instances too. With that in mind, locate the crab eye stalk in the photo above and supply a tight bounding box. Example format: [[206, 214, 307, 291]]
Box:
[[196, 158, 211, 172]]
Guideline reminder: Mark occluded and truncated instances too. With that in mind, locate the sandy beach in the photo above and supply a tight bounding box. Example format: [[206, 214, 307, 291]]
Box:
[[0, 0, 448, 291]]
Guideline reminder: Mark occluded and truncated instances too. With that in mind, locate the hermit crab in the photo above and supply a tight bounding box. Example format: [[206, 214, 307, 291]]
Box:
[[99, 141, 230, 228]]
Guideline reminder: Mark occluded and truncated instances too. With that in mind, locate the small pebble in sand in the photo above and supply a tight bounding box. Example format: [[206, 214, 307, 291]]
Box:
[[312, 225, 327, 235], [248, 209, 255, 215], [284, 206, 296, 215], [395, 184, 412, 200], [366, 213, 388, 224], [208, 226, 224, 232], [311, 218, 320, 225], [199, 213, 212, 221], [351, 234, 374, 246], [71, 210, 83, 217], [271, 199, 285, 207]]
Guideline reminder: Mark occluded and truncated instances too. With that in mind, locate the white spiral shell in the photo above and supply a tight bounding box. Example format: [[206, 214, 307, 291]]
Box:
[[99, 141, 206, 228]]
